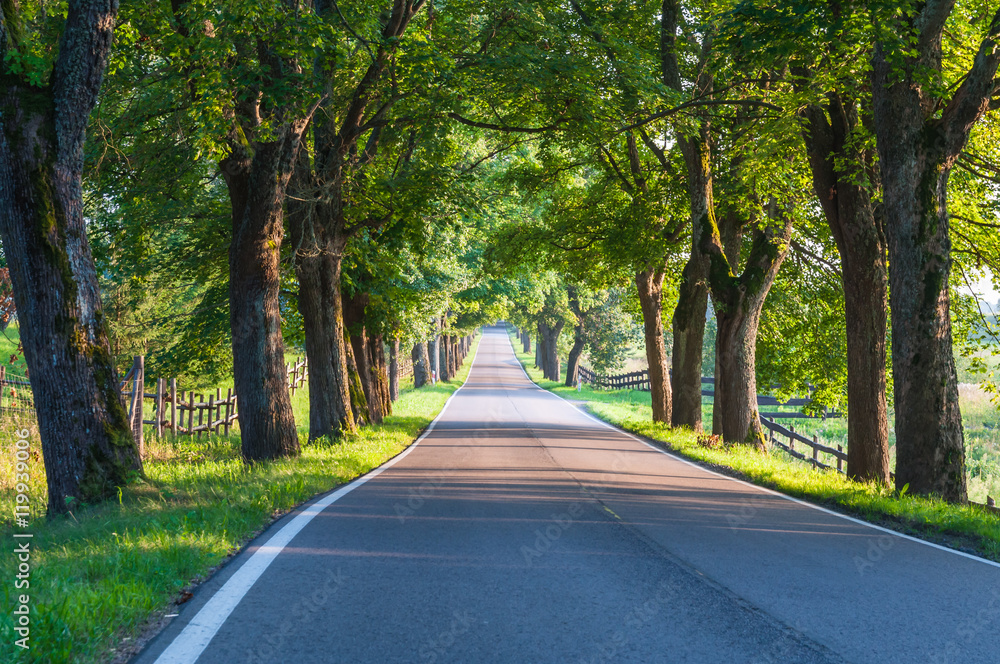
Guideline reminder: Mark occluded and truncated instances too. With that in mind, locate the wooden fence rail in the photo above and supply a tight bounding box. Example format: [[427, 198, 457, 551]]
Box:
[[578, 364, 846, 474]]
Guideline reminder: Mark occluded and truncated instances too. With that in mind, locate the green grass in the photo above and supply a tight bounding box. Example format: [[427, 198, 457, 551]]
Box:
[[507, 328, 1000, 563], [0, 336, 480, 664]]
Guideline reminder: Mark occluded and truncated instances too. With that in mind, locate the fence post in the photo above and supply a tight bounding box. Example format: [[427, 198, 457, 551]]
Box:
[[223, 388, 233, 436], [208, 394, 215, 436], [812, 434, 819, 467], [170, 379, 177, 438], [788, 424, 795, 452], [132, 356, 144, 458], [155, 378, 165, 438], [197, 393, 205, 440], [837, 444, 843, 473], [187, 391, 195, 437]]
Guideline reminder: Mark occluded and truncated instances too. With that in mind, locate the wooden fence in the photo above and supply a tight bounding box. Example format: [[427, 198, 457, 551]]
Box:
[[0, 366, 35, 417], [578, 364, 846, 473]]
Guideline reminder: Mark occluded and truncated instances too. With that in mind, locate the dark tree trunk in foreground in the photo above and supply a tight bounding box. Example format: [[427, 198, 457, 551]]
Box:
[[871, 5, 1000, 501], [411, 342, 430, 388], [389, 337, 400, 402], [636, 266, 671, 423], [703, 205, 792, 449], [802, 93, 890, 484], [0, 0, 143, 513]]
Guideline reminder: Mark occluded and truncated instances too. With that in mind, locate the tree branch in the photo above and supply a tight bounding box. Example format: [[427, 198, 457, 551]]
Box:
[[941, 4, 1000, 161], [620, 98, 783, 132], [447, 112, 568, 134], [327, 0, 376, 63]]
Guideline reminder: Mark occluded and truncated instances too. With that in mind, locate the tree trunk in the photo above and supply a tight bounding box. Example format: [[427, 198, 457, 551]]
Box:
[[702, 206, 793, 448], [869, 4, 1000, 500], [636, 267, 671, 423], [448, 335, 461, 378], [535, 322, 544, 369], [802, 94, 890, 484], [368, 332, 391, 418], [522, 330, 531, 353], [671, 255, 708, 430], [289, 186, 356, 441], [542, 321, 564, 381], [343, 328, 369, 426], [431, 325, 440, 382], [0, 0, 143, 513], [872, 86, 967, 499], [343, 292, 383, 425], [223, 140, 300, 462], [411, 342, 430, 388], [439, 331, 451, 381], [714, 303, 766, 449], [389, 337, 400, 402], [565, 323, 585, 387]]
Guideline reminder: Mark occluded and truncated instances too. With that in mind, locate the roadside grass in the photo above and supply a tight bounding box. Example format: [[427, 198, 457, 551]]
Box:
[[0, 336, 478, 664], [506, 329, 1000, 562]]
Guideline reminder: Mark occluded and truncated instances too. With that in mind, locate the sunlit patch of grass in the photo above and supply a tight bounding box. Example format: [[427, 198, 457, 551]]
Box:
[[0, 336, 480, 664], [506, 328, 1000, 561]]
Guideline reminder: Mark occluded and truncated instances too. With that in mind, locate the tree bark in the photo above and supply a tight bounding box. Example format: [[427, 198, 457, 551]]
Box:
[[671, 255, 708, 429], [288, 172, 356, 441], [702, 205, 793, 448], [802, 92, 890, 484], [0, 0, 143, 513], [411, 341, 430, 388], [870, 5, 1000, 501], [369, 332, 391, 418], [542, 321, 564, 381], [448, 335, 458, 378], [636, 266, 671, 423], [389, 337, 400, 402], [222, 139, 300, 462], [566, 324, 585, 387], [343, 328, 369, 426], [431, 323, 440, 382], [439, 329, 451, 381], [522, 330, 531, 353], [535, 322, 544, 369], [343, 291, 383, 425]]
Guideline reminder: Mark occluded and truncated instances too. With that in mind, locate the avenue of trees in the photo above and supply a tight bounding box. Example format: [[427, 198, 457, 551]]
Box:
[[1, 0, 999, 513]]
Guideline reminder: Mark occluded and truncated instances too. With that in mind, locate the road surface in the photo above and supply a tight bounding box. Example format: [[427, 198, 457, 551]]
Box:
[[135, 325, 1000, 663]]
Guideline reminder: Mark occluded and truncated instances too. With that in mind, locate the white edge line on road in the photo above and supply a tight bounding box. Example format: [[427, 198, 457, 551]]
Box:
[[503, 329, 1000, 571], [152, 334, 486, 664]]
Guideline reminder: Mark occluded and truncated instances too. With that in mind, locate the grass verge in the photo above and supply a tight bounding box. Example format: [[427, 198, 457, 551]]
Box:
[[506, 328, 1000, 563], [0, 335, 480, 664]]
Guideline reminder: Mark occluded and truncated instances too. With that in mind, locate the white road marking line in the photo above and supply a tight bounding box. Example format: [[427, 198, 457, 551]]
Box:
[[502, 330, 1000, 570], [153, 337, 486, 664]]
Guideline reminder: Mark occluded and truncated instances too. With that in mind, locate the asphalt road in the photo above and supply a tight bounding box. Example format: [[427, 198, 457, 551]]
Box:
[[135, 325, 1000, 664]]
